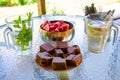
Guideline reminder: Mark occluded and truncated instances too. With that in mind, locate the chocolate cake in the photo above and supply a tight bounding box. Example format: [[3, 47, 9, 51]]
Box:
[[40, 43, 55, 54], [72, 54, 82, 66], [73, 45, 81, 54], [56, 41, 68, 53], [67, 46, 76, 55], [36, 42, 82, 71], [52, 57, 67, 70], [66, 54, 82, 66], [66, 54, 75, 66], [36, 52, 53, 67], [55, 49, 64, 58]]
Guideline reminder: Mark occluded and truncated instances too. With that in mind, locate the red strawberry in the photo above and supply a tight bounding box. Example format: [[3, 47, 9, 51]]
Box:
[[54, 27, 59, 32], [63, 24, 69, 31], [41, 20, 70, 32], [59, 23, 69, 31], [59, 20, 64, 24], [41, 20, 52, 31], [42, 24, 50, 31], [49, 23, 58, 31]]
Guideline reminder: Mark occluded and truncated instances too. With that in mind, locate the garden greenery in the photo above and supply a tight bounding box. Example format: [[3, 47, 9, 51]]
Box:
[[0, 0, 37, 6]]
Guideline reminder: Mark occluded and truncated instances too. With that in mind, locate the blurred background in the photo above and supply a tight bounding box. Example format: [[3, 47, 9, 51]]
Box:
[[0, 0, 120, 26]]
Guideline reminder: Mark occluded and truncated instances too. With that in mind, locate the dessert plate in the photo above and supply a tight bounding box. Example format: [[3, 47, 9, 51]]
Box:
[[34, 42, 83, 72], [33, 39, 83, 80]]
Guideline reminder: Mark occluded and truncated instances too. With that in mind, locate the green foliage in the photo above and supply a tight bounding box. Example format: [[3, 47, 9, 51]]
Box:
[[13, 12, 33, 51], [0, 0, 9, 6], [31, 0, 37, 3], [0, 0, 37, 6], [19, 0, 27, 5], [51, 7, 65, 15]]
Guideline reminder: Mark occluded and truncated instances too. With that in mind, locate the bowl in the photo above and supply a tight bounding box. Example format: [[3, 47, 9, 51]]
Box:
[[40, 20, 74, 42]]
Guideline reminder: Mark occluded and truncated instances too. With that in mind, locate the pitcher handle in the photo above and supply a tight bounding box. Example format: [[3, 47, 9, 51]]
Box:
[[111, 24, 119, 45], [3, 27, 12, 48]]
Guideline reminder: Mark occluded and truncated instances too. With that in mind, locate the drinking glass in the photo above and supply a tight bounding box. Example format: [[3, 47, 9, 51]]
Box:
[[4, 15, 33, 55], [85, 13, 119, 53]]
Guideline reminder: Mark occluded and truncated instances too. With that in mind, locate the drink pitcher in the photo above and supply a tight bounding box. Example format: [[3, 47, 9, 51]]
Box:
[[4, 14, 33, 55], [85, 13, 119, 53]]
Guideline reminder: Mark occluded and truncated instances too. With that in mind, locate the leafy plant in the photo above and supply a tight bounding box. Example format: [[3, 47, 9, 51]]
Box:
[[18, 0, 27, 5], [51, 7, 65, 15], [0, 0, 9, 6], [84, 3, 97, 16], [13, 12, 33, 51], [0, 0, 37, 6]]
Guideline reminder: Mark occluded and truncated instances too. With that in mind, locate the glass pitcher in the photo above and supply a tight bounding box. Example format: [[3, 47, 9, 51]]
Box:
[[85, 13, 119, 53], [4, 15, 33, 55]]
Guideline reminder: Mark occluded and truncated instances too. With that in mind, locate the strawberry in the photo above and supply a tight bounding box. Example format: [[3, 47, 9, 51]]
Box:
[[63, 24, 69, 31], [59, 20, 64, 24], [54, 27, 59, 32], [41, 20, 71, 32], [42, 24, 50, 31], [59, 23, 69, 31]]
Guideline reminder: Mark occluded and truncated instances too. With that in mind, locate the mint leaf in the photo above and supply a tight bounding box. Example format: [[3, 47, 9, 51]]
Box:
[[13, 12, 33, 51], [27, 12, 33, 21], [13, 20, 21, 23], [13, 24, 21, 28], [18, 16, 21, 21]]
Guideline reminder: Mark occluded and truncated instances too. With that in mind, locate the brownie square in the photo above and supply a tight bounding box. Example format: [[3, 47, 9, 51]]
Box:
[[40, 43, 55, 55], [66, 54, 75, 66], [36, 52, 53, 67], [55, 49, 64, 58], [73, 45, 81, 54], [67, 46, 76, 55], [56, 41, 68, 53], [72, 54, 82, 66], [66, 54, 82, 66], [52, 57, 67, 70]]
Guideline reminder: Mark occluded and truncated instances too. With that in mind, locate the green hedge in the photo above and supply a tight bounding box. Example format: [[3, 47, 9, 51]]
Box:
[[0, 0, 37, 6]]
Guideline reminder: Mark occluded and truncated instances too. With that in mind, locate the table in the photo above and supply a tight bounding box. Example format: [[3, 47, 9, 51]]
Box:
[[0, 15, 120, 80]]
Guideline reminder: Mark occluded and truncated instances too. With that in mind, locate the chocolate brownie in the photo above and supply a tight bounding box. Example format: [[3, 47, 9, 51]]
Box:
[[52, 57, 67, 70], [67, 46, 76, 55], [56, 41, 68, 53], [66, 54, 82, 66], [40, 43, 55, 55], [72, 54, 82, 66], [55, 49, 64, 58], [66, 54, 75, 66], [73, 45, 81, 54], [36, 52, 53, 67]]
